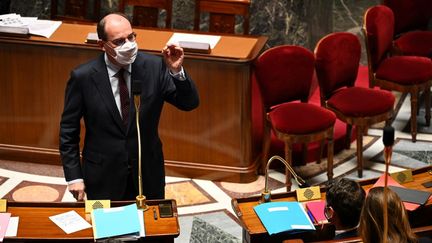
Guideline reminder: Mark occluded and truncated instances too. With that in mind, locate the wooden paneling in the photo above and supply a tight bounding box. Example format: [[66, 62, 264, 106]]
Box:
[[0, 23, 267, 183]]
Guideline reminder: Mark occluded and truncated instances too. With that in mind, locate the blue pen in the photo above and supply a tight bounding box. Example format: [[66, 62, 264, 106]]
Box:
[[306, 209, 315, 223]]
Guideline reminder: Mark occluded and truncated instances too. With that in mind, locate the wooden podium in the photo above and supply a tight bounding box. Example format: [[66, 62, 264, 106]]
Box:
[[4, 199, 179, 242], [232, 166, 432, 243]]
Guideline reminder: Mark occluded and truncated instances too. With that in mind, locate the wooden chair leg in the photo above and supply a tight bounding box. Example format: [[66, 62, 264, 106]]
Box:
[[284, 142, 293, 191], [345, 124, 352, 149], [317, 140, 325, 164], [356, 126, 364, 178], [425, 85, 431, 126], [410, 90, 418, 142], [260, 120, 272, 174], [301, 143, 308, 164], [327, 132, 334, 181]]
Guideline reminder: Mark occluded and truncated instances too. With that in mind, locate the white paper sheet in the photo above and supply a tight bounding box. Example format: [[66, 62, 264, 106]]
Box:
[[167, 33, 221, 49], [5, 217, 19, 237], [29, 20, 62, 38], [49, 210, 91, 234]]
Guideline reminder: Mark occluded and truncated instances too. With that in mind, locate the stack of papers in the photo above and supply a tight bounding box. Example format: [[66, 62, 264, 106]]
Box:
[[91, 203, 144, 240], [254, 201, 315, 235], [0, 13, 61, 38]]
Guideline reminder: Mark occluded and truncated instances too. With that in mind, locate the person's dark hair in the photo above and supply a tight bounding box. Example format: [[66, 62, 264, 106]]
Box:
[[326, 178, 365, 228], [97, 12, 130, 41]]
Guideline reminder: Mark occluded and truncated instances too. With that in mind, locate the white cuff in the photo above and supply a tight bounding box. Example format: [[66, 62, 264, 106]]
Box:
[[169, 66, 186, 81]]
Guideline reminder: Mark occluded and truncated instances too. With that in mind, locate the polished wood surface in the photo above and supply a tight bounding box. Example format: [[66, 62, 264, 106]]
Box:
[[5, 200, 179, 242], [232, 166, 432, 243], [0, 23, 268, 182]]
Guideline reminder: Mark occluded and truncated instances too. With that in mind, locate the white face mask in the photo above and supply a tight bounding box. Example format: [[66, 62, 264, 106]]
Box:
[[108, 41, 138, 66]]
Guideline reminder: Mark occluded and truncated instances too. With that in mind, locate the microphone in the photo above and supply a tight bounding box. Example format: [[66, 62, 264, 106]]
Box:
[[132, 79, 142, 108], [260, 155, 309, 203], [382, 125, 395, 165], [382, 125, 394, 243], [132, 80, 148, 211]]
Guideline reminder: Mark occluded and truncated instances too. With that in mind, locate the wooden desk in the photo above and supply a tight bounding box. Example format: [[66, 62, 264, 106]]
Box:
[[232, 166, 432, 243], [4, 200, 179, 242], [0, 23, 268, 182]]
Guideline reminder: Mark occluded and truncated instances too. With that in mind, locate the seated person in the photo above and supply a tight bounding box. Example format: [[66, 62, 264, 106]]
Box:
[[325, 178, 366, 239], [359, 187, 431, 243]]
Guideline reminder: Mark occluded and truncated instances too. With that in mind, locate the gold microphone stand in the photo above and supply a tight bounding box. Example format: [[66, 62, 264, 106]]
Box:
[[260, 155, 307, 203], [135, 95, 148, 211]]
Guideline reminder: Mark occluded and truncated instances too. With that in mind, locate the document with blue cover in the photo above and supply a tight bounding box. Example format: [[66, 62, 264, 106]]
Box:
[[254, 201, 315, 235], [91, 203, 142, 240]]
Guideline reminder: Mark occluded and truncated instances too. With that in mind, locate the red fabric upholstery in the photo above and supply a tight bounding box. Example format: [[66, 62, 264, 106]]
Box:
[[328, 87, 395, 117], [315, 32, 361, 99], [254, 46, 315, 109], [394, 31, 432, 57], [376, 56, 432, 85], [251, 66, 370, 165], [269, 103, 336, 135], [364, 5, 394, 71], [365, 5, 394, 69], [382, 0, 432, 35]]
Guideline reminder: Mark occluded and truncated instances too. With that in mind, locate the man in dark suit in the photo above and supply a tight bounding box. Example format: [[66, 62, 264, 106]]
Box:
[[59, 13, 199, 201]]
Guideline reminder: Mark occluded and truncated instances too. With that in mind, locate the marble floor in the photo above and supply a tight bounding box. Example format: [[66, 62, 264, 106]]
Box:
[[1, 87, 432, 242]]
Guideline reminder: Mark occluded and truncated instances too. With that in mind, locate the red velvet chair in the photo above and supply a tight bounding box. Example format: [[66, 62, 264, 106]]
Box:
[[254, 45, 336, 190], [363, 5, 432, 142], [315, 32, 395, 178], [382, 0, 432, 57]]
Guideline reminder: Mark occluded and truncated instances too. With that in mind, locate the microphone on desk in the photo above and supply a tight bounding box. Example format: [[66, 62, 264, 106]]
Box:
[[132, 80, 148, 211], [260, 155, 310, 203], [383, 125, 395, 166], [382, 125, 394, 243]]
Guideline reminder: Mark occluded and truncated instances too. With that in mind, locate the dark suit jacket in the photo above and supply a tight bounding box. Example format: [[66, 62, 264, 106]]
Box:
[[60, 52, 199, 200]]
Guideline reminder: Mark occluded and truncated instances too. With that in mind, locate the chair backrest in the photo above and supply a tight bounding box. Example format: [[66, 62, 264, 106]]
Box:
[[254, 45, 315, 111], [51, 0, 100, 23], [194, 0, 251, 34], [363, 5, 394, 72], [382, 0, 432, 35], [314, 32, 361, 101], [118, 0, 173, 28]]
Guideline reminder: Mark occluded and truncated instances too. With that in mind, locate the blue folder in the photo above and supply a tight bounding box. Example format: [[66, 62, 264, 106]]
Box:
[[91, 203, 141, 240], [254, 201, 316, 235]]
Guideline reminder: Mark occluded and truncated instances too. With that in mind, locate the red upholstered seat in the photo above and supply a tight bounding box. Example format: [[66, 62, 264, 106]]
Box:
[[376, 56, 432, 85], [254, 45, 336, 190], [269, 103, 336, 134], [383, 0, 432, 57], [315, 32, 395, 178], [394, 31, 432, 57], [328, 87, 394, 117], [363, 5, 432, 142]]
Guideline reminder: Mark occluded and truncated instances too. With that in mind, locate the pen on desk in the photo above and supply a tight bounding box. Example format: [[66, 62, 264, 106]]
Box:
[[153, 207, 158, 220]]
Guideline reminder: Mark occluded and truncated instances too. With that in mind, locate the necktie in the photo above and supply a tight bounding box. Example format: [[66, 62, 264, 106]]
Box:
[[117, 68, 129, 126]]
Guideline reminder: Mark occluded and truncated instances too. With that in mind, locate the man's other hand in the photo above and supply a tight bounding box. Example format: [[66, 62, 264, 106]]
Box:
[[162, 44, 184, 73], [68, 181, 86, 201]]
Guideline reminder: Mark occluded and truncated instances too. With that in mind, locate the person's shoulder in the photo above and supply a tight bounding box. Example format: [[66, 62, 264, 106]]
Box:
[[73, 54, 104, 74], [136, 51, 162, 64], [419, 236, 432, 243]]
